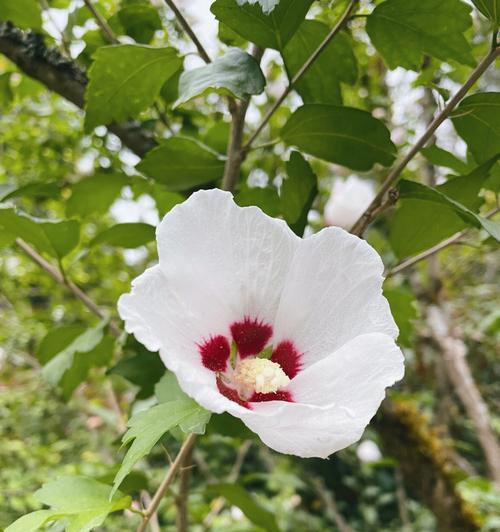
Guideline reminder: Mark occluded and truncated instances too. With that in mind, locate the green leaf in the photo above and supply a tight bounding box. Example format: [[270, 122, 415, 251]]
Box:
[[206, 483, 280, 532], [6, 477, 130, 532], [137, 137, 225, 191], [390, 156, 500, 258], [471, 0, 500, 25], [67, 173, 129, 218], [0, 72, 13, 108], [0, 207, 80, 259], [114, 1, 162, 44], [281, 152, 317, 235], [176, 48, 265, 107], [207, 412, 256, 440], [0, 0, 42, 29], [236, 0, 280, 13], [235, 187, 281, 217], [112, 400, 205, 496], [420, 145, 471, 174], [91, 223, 155, 248], [366, 0, 474, 70], [211, 0, 313, 49], [282, 20, 357, 104], [281, 104, 396, 171], [38, 325, 86, 365], [85, 45, 182, 130], [0, 182, 60, 201], [452, 92, 500, 164], [384, 286, 418, 347]]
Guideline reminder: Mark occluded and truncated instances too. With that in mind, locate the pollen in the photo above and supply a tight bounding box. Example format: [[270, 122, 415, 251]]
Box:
[[233, 358, 290, 396]]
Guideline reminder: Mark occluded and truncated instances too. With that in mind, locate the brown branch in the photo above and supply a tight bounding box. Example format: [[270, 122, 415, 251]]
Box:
[[175, 449, 194, 532], [427, 305, 500, 485], [242, 0, 359, 151], [83, 0, 119, 44], [163, 0, 211, 64], [0, 23, 156, 157], [351, 44, 500, 236], [137, 433, 197, 532]]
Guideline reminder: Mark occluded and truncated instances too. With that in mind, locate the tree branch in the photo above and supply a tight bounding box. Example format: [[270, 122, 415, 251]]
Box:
[[83, 0, 119, 44], [242, 0, 359, 151], [0, 23, 156, 157], [351, 44, 500, 236]]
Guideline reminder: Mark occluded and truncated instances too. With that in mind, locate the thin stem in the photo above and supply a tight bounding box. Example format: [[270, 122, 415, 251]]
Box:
[[175, 448, 194, 532], [386, 206, 500, 277], [163, 0, 211, 64], [137, 433, 197, 532], [351, 44, 500, 236], [83, 0, 119, 44], [242, 0, 358, 151]]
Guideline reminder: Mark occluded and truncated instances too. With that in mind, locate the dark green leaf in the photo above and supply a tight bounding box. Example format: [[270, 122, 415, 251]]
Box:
[[420, 145, 471, 174], [0, 0, 42, 29], [1, 182, 60, 201], [38, 325, 86, 365], [384, 286, 418, 347], [206, 483, 280, 532], [42, 220, 81, 259], [0, 72, 13, 108], [137, 137, 225, 191], [281, 104, 396, 170], [283, 20, 357, 104], [471, 0, 500, 25], [85, 45, 182, 130], [281, 152, 317, 235], [211, 0, 313, 49], [235, 187, 281, 217], [91, 223, 155, 248], [176, 48, 265, 107], [115, 1, 162, 44], [366, 0, 474, 70], [236, 0, 280, 13], [207, 413, 256, 440], [452, 92, 500, 164]]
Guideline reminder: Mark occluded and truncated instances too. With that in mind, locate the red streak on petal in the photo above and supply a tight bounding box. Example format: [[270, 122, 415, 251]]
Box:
[[198, 335, 230, 372], [230, 317, 273, 358], [271, 340, 302, 378], [250, 390, 294, 402], [217, 377, 251, 409]]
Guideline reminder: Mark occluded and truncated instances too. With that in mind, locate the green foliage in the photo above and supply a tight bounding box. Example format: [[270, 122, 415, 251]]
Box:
[[281, 104, 396, 171], [0, 0, 42, 30], [110, 0, 162, 44], [235, 0, 280, 14], [91, 222, 156, 248], [5, 477, 131, 532], [471, 0, 500, 26], [176, 48, 266, 107], [421, 145, 471, 174], [366, 0, 474, 70], [85, 45, 181, 130], [235, 186, 281, 216], [384, 286, 418, 347]]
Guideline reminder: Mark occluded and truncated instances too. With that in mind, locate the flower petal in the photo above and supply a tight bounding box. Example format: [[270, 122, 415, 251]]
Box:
[[273, 227, 397, 367]]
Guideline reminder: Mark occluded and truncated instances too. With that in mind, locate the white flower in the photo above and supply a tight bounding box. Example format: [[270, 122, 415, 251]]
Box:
[[356, 439, 382, 463], [324, 176, 376, 231], [118, 189, 404, 458]]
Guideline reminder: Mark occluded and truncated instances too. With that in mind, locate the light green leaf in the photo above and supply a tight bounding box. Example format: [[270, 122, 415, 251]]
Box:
[[1, 182, 60, 201], [420, 145, 471, 174], [281, 104, 396, 171], [85, 45, 182, 130], [38, 325, 86, 365], [471, 0, 500, 25], [236, 0, 280, 14], [6, 477, 130, 532], [283, 20, 357, 104], [206, 483, 280, 532], [90, 223, 155, 248], [176, 48, 265, 107], [67, 173, 129, 218], [137, 137, 225, 191], [281, 152, 317, 236], [235, 187, 281, 217], [384, 286, 418, 347], [211, 0, 313, 49], [113, 0, 162, 44], [366, 0, 474, 70], [452, 92, 500, 164], [0, 0, 42, 29]]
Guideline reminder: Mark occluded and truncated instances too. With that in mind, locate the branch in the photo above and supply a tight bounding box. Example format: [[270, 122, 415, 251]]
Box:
[[137, 433, 197, 532], [351, 44, 500, 236], [83, 0, 119, 44], [0, 23, 156, 158], [242, 0, 359, 151], [175, 449, 194, 532], [163, 0, 211, 64], [427, 305, 500, 485]]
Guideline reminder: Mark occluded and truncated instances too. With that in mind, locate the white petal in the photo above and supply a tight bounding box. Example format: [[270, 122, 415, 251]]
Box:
[[273, 227, 397, 367]]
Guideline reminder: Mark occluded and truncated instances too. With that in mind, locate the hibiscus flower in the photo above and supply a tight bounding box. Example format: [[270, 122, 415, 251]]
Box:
[[118, 189, 404, 458]]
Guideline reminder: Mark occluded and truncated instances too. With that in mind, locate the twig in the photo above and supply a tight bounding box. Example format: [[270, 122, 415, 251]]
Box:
[[242, 0, 359, 151], [175, 448, 194, 532], [39, 0, 71, 55], [394, 467, 411, 530], [427, 305, 500, 485], [351, 44, 500, 236], [137, 433, 198, 532], [311, 477, 353, 532], [163, 0, 211, 64], [387, 206, 500, 277], [83, 0, 119, 44]]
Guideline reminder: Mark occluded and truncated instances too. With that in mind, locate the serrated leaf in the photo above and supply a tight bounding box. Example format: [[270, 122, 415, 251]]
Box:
[[85, 45, 182, 130], [366, 0, 474, 70], [281, 104, 396, 171], [452, 92, 500, 164], [0, 0, 42, 30], [236, 0, 280, 13], [283, 20, 357, 105], [137, 137, 225, 191], [6, 477, 130, 532], [281, 152, 317, 236], [235, 187, 281, 217], [176, 48, 265, 107], [67, 173, 129, 218], [90, 223, 155, 248], [471, 0, 500, 25], [206, 483, 280, 532], [211, 0, 313, 50]]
